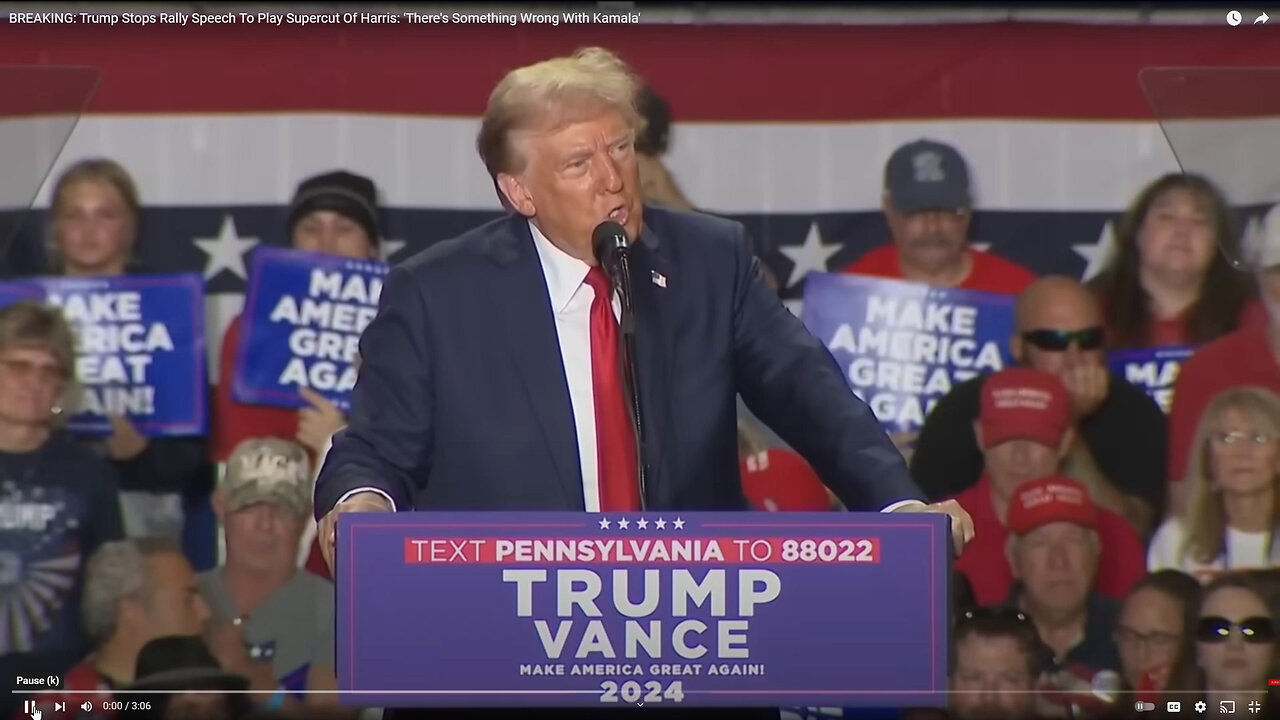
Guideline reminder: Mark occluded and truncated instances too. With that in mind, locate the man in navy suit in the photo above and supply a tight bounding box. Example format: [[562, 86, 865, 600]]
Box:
[[314, 46, 973, 718]]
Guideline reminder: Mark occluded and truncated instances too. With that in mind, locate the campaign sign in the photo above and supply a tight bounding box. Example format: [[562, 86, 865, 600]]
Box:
[[802, 273, 1015, 434], [0, 280, 45, 308], [0, 274, 206, 436], [1106, 346, 1194, 414], [234, 246, 386, 412], [336, 511, 950, 709]]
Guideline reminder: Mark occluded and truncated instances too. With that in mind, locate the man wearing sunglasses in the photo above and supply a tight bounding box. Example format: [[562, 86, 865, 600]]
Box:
[[1005, 476, 1123, 720], [912, 276, 1168, 536], [947, 367, 1144, 608]]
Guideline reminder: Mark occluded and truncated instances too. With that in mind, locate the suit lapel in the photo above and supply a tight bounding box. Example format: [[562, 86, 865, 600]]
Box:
[[629, 226, 674, 504], [490, 218, 585, 510]]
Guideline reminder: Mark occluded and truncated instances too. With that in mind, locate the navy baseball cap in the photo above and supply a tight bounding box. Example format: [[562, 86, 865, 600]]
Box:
[[883, 139, 972, 213]]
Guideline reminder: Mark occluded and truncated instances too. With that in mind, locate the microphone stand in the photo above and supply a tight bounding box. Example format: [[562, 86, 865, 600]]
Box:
[[611, 250, 649, 511]]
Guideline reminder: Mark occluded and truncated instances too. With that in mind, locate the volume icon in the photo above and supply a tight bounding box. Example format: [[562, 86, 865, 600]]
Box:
[[80, 701, 93, 712]]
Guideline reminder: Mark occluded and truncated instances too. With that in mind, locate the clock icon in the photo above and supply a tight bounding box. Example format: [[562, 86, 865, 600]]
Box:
[[1227, 10, 1243, 25]]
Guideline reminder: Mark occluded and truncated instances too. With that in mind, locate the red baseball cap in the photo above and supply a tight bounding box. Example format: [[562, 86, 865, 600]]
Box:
[[740, 448, 833, 511], [979, 367, 1071, 450], [1006, 476, 1098, 535]]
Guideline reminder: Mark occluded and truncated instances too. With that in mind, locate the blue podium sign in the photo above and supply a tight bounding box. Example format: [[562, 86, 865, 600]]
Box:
[[336, 512, 950, 709]]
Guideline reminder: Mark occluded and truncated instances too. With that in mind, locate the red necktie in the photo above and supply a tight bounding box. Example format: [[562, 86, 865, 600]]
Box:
[[584, 267, 641, 511]]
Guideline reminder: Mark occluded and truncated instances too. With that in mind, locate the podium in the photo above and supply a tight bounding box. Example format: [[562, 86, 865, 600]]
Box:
[[335, 511, 951, 709]]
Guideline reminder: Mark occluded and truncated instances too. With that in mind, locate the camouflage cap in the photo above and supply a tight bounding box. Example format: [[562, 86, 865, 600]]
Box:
[[222, 438, 312, 517]]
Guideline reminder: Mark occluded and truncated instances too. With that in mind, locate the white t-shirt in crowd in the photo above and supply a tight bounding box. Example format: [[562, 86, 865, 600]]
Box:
[[1148, 517, 1280, 582]]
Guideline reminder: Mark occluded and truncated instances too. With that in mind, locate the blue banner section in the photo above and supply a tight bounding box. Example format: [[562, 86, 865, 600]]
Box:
[[0, 274, 207, 437], [1106, 346, 1195, 414], [336, 511, 950, 709], [0, 281, 45, 307], [801, 273, 1016, 434], [233, 246, 386, 412]]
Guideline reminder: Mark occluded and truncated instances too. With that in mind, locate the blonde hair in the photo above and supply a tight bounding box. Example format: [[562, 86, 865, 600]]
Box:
[[0, 301, 82, 422], [47, 158, 141, 273], [476, 47, 645, 206], [1181, 387, 1280, 564]]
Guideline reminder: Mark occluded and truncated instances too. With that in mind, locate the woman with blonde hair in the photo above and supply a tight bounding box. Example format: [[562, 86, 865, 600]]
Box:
[[0, 301, 124, 717], [1148, 387, 1280, 580], [48, 158, 145, 276], [46, 158, 210, 543]]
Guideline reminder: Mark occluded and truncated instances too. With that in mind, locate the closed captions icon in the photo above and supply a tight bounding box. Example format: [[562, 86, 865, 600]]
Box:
[[1228, 10, 1243, 25]]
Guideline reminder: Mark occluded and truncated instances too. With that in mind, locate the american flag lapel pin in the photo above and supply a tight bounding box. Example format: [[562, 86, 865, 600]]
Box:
[[651, 270, 667, 288]]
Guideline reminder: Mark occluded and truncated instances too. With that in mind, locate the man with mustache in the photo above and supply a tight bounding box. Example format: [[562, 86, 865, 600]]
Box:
[[840, 138, 1036, 295]]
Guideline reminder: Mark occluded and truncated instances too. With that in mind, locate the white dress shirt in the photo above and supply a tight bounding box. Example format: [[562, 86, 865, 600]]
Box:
[[337, 221, 924, 514]]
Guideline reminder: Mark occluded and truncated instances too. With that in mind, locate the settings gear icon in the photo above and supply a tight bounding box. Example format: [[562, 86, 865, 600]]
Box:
[[1195, 701, 1207, 713]]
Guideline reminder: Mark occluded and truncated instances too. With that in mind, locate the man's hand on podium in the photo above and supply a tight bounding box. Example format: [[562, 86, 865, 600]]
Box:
[[887, 499, 974, 556], [319, 492, 393, 574]]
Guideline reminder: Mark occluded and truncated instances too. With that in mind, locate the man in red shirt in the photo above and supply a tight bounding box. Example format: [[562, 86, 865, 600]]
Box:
[[947, 367, 1144, 606], [840, 138, 1036, 296], [1167, 204, 1280, 515]]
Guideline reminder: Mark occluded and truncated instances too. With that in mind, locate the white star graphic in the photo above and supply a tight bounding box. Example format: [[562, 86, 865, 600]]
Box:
[[779, 221, 843, 289], [598, 517, 611, 530], [654, 518, 667, 530], [636, 518, 649, 530], [381, 238, 406, 262], [194, 215, 260, 281], [672, 517, 685, 530], [617, 518, 631, 530], [1073, 221, 1116, 282]]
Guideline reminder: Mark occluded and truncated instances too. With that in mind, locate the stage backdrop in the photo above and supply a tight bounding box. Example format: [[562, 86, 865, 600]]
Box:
[[1, 21, 1278, 380]]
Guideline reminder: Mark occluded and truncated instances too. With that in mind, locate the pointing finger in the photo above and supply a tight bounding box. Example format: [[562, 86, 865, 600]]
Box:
[[298, 386, 329, 408]]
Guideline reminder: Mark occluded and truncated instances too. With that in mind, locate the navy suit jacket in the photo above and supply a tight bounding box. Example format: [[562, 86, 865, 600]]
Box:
[[314, 206, 924, 516]]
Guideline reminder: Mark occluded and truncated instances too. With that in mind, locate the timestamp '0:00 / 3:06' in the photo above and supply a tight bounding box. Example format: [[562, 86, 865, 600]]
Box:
[[99, 701, 152, 711], [600, 680, 685, 703]]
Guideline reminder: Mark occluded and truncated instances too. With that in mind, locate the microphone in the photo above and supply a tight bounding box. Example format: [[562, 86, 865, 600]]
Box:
[[592, 221, 628, 282], [590, 220, 648, 510], [592, 221, 634, 335]]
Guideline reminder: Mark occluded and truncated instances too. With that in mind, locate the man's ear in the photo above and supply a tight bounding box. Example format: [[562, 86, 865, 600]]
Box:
[[117, 593, 143, 632], [497, 173, 536, 218], [1009, 334, 1025, 365], [972, 419, 984, 450]]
